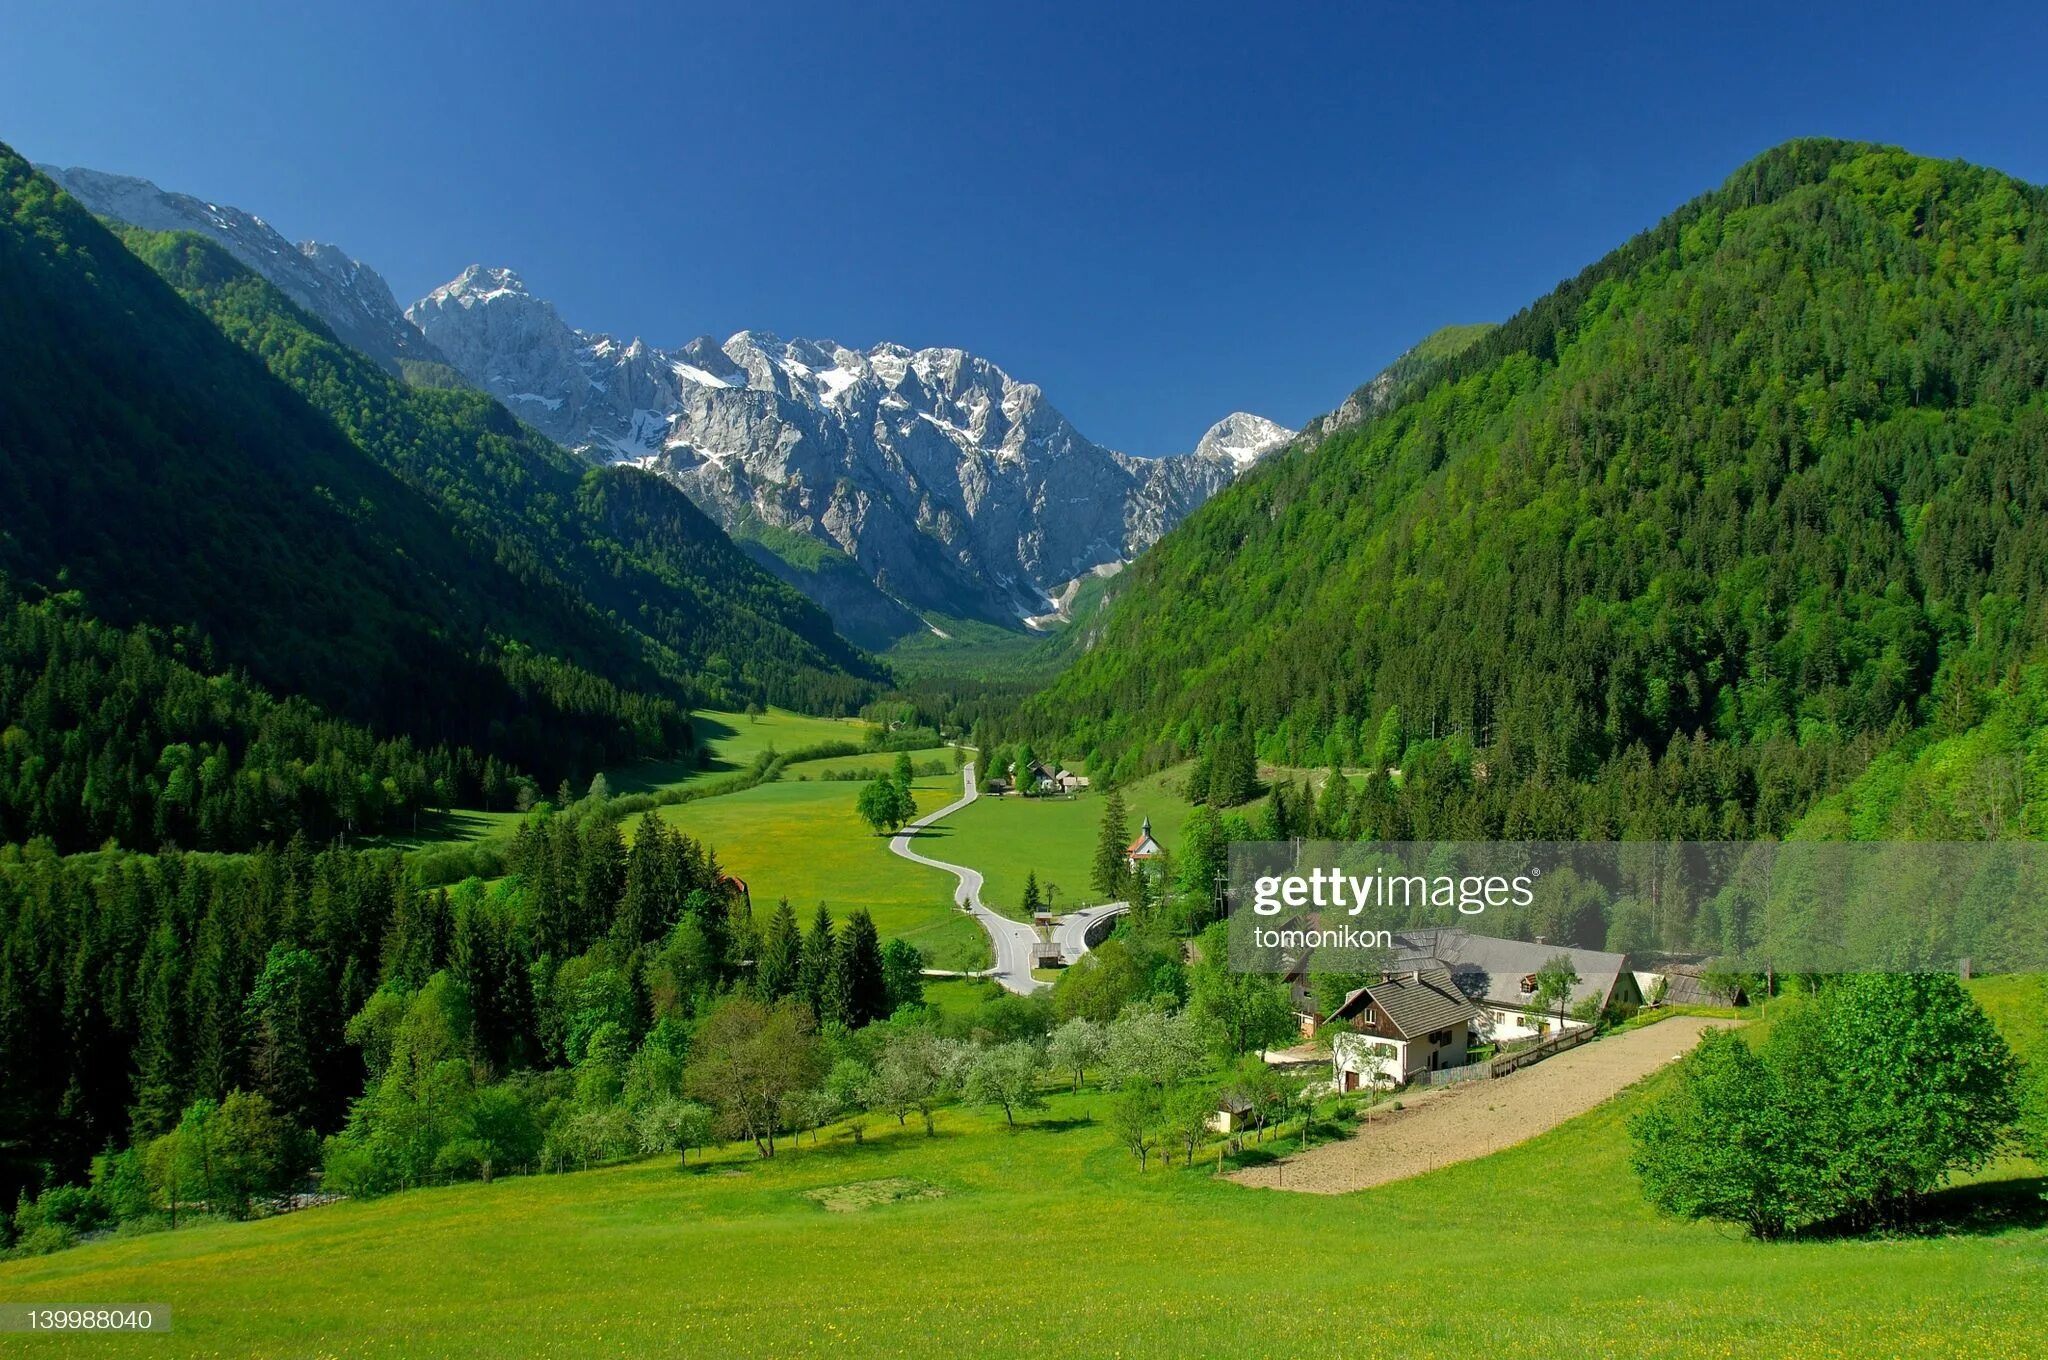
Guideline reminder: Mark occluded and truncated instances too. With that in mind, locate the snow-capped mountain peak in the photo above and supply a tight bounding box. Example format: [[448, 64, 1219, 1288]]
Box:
[[407, 264, 1294, 645], [427, 264, 533, 307], [1193, 411, 1295, 468]]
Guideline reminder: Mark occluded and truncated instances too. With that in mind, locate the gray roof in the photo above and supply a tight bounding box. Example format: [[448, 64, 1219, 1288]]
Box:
[[1332, 966, 1478, 1038], [1391, 928, 1629, 1013], [1643, 962, 1742, 1007]]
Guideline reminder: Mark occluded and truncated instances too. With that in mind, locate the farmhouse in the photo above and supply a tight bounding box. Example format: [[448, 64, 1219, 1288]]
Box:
[[1125, 817, 1164, 873], [1019, 758, 1088, 794], [1392, 928, 1639, 1042], [1327, 966, 1478, 1090]]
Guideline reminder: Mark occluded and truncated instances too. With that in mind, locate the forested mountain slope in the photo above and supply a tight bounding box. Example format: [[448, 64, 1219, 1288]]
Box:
[[0, 589, 522, 853], [0, 148, 695, 786], [1028, 141, 2048, 839], [0, 148, 878, 832]]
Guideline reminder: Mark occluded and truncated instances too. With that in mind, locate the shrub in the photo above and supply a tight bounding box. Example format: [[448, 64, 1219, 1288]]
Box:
[[1631, 974, 2021, 1237]]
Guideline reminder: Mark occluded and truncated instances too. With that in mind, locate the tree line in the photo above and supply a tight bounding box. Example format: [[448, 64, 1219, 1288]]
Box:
[[0, 589, 583, 853]]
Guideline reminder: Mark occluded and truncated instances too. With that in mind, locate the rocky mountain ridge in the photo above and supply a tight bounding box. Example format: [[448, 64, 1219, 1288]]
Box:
[[409, 265, 1293, 642]]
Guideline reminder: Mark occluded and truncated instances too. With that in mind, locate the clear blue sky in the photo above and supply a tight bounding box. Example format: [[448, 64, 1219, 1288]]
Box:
[[7, 1, 2046, 453]]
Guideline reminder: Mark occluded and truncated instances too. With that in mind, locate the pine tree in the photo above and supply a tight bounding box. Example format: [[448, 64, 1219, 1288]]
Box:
[[1093, 788, 1131, 902], [758, 899, 803, 1000], [1022, 870, 1043, 916], [616, 813, 668, 949], [798, 905, 837, 1021], [1372, 706, 1405, 773], [528, 825, 573, 962], [1208, 732, 1258, 808], [130, 914, 185, 1140], [831, 910, 890, 1029], [185, 905, 242, 1103], [381, 879, 437, 990], [243, 944, 327, 1129], [579, 816, 627, 940], [1313, 767, 1354, 840]]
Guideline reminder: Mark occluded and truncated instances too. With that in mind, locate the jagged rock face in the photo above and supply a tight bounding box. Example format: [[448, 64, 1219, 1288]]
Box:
[[38, 165, 447, 376], [410, 266, 1293, 630]]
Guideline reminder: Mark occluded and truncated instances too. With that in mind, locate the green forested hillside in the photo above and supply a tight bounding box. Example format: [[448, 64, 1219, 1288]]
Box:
[[1029, 141, 2048, 839], [1791, 656, 2048, 840], [0, 146, 697, 784], [0, 590, 521, 852]]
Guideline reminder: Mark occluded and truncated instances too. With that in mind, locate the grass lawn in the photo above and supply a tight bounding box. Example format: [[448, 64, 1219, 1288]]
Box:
[[781, 747, 955, 781], [643, 766, 989, 972], [6, 997, 2042, 1359], [927, 762, 1236, 918]]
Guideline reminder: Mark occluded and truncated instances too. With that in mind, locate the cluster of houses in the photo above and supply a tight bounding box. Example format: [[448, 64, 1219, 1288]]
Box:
[[983, 757, 1089, 796], [1293, 929, 1727, 1091]]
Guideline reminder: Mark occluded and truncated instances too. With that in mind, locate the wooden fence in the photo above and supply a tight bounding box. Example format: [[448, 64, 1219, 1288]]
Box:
[[1487, 1023, 1594, 1078]]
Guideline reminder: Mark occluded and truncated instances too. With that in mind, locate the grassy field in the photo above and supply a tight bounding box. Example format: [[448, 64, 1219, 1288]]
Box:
[[4, 996, 2042, 1359], [372, 709, 877, 854], [608, 708, 876, 796], [643, 766, 989, 972], [919, 977, 1000, 1021], [928, 762, 1228, 917], [780, 747, 954, 781]]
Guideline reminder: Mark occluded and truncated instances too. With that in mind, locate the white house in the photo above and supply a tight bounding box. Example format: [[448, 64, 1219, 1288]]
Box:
[[1327, 967, 1478, 1091]]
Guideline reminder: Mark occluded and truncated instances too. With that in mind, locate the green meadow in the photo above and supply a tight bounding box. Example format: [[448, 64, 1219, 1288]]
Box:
[[609, 707, 877, 796], [372, 708, 879, 854], [645, 766, 989, 971], [779, 747, 954, 780], [927, 763, 1226, 917], [3, 994, 2041, 1360]]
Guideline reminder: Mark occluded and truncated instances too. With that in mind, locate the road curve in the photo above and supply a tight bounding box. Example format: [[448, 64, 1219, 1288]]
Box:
[[888, 762, 1046, 994], [1053, 902, 1129, 957]]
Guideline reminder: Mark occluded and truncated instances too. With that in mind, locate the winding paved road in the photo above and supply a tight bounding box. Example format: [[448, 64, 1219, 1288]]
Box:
[[888, 762, 1046, 994], [1053, 902, 1129, 956]]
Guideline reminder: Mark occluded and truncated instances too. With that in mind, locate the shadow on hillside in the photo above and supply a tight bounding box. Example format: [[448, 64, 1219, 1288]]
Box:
[[1802, 1176, 2048, 1240], [603, 714, 750, 795], [1018, 1117, 1093, 1135], [1224, 1146, 1287, 1170], [397, 808, 511, 844], [609, 744, 725, 795]]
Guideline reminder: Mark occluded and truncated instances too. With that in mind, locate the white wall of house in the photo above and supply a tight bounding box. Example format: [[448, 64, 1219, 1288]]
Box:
[[1331, 1024, 1471, 1089], [1474, 1004, 1585, 1045], [1332, 1032, 1407, 1090]]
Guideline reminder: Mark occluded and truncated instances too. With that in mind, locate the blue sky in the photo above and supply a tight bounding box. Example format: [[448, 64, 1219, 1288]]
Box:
[[7, 1, 2046, 453]]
